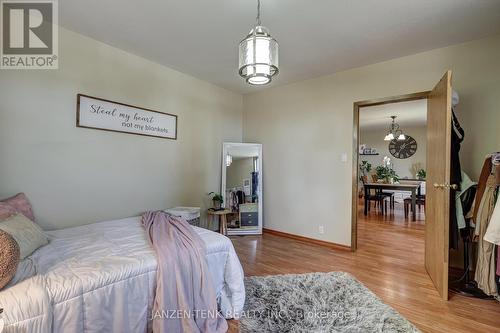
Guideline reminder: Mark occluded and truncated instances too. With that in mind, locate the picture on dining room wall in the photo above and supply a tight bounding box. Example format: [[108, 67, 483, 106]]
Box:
[[76, 94, 178, 140]]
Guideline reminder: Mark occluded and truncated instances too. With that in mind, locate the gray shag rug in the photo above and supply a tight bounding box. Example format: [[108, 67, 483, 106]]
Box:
[[240, 272, 419, 333]]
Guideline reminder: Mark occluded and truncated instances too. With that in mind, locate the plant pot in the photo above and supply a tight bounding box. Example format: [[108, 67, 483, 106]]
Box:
[[213, 200, 221, 209]]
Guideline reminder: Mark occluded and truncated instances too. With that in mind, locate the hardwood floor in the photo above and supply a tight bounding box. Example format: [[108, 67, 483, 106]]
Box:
[[227, 203, 500, 333]]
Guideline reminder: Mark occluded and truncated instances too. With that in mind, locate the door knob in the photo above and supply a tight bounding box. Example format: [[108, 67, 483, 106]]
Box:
[[433, 183, 458, 190]]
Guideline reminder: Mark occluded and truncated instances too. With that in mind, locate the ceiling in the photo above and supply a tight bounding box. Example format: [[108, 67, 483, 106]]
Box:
[[59, 0, 500, 94], [359, 100, 427, 131]]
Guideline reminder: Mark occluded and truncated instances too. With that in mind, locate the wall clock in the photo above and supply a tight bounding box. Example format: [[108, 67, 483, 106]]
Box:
[[388, 135, 417, 159]]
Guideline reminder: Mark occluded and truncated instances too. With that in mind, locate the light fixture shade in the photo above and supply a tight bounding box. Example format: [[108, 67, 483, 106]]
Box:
[[239, 26, 279, 85], [397, 133, 406, 141]]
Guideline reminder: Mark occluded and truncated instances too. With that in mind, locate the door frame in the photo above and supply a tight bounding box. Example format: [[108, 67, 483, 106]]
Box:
[[351, 91, 431, 251]]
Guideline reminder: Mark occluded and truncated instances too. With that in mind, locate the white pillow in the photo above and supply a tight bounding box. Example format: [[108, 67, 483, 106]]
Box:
[[0, 214, 48, 259]]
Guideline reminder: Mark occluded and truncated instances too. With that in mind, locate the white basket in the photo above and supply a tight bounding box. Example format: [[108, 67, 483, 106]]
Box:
[[164, 207, 200, 226]]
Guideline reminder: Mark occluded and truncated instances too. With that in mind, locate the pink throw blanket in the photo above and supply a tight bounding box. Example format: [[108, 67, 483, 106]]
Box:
[[142, 211, 228, 333]]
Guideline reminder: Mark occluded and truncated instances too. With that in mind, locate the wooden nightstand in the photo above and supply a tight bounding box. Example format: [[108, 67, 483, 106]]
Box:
[[207, 209, 231, 235]]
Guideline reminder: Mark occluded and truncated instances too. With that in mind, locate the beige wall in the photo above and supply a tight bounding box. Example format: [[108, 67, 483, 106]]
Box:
[[0, 28, 243, 230], [227, 158, 253, 189], [243, 34, 500, 246], [360, 125, 427, 179]]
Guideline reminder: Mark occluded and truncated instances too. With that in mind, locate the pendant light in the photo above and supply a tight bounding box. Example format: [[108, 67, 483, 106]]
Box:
[[384, 116, 406, 141], [238, 0, 279, 85]]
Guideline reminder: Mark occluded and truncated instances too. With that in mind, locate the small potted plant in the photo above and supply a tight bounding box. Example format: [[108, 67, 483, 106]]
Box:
[[376, 157, 400, 184], [358, 160, 372, 197], [376, 166, 400, 184], [359, 160, 372, 178], [417, 169, 426, 180], [208, 192, 223, 210]]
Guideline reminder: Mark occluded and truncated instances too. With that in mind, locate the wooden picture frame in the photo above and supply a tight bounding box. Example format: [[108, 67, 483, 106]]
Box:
[[76, 94, 178, 140]]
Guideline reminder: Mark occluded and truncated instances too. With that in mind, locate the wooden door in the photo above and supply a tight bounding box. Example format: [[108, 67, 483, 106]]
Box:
[[425, 71, 453, 300]]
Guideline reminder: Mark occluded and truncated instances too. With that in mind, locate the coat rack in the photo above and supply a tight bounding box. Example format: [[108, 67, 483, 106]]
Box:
[[450, 154, 500, 299]]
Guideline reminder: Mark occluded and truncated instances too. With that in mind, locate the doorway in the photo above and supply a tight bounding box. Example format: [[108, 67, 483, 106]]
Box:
[[354, 98, 429, 293], [351, 71, 455, 301], [351, 92, 429, 251], [358, 99, 427, 223]]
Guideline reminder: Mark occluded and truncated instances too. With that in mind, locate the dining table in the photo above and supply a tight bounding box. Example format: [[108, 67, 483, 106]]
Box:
[[363, 180, 422, 221]]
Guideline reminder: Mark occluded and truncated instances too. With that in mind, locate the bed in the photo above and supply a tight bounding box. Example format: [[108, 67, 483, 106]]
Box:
[[0, 216, 245, 333]]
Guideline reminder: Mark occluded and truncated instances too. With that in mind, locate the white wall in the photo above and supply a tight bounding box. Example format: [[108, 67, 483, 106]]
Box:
[[0, 28, 243, 230], [243, 34, 500, 246], [360, 125, 427, 179]]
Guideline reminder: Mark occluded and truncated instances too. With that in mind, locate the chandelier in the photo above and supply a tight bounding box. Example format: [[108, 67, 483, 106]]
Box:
[[238, 0, 279, 85], [384, 116, 406, 141]]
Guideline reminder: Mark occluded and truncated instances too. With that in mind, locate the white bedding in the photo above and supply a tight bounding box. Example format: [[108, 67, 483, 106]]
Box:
[[0, 217, 245, 333]]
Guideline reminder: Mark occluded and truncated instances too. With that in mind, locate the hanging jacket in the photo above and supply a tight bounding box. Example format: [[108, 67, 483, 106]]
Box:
[[456, 172, 476, 230], [474, 175, 499, 297], [449, 110, 465, 249]]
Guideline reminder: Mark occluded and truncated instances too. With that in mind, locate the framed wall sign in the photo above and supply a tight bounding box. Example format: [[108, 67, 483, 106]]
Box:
[[76, 94, 177, 140]]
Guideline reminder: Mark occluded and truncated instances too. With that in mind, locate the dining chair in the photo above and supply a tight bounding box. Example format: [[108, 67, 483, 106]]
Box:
[[404, 196, 426, 218], [362, 176, 388, 215], [370, 174, 395, 211]]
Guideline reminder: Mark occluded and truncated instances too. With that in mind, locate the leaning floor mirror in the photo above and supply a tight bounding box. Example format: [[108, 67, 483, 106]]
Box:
[[221, 143, 263, 235]]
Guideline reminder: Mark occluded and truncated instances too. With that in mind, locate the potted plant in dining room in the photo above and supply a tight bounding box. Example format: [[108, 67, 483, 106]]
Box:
[[208, 192, 224, 210], [417, 169, 426, 180], [376, 156, 400, 184], [358, 160, 372, 198], [359, 160, 372, 178]]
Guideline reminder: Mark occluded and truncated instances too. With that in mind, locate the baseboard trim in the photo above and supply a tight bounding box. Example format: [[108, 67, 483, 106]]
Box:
[[263, 228, 351, 251]]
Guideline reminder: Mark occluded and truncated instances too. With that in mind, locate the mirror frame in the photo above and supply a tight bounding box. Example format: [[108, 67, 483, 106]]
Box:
[[221, 142, 263, 235]]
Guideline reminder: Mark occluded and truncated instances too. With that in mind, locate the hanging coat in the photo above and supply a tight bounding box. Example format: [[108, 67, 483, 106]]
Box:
[[449, 111, 465, 249], [474, 175, 499, 297]]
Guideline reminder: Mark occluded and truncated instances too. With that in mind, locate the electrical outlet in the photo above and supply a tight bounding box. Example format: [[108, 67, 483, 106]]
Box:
[[318, 225, 324, 234], [341, 153, 348, 163]]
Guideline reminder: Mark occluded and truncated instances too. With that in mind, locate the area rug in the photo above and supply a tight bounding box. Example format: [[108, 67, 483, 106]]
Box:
[[240, 272, 419, 333]]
